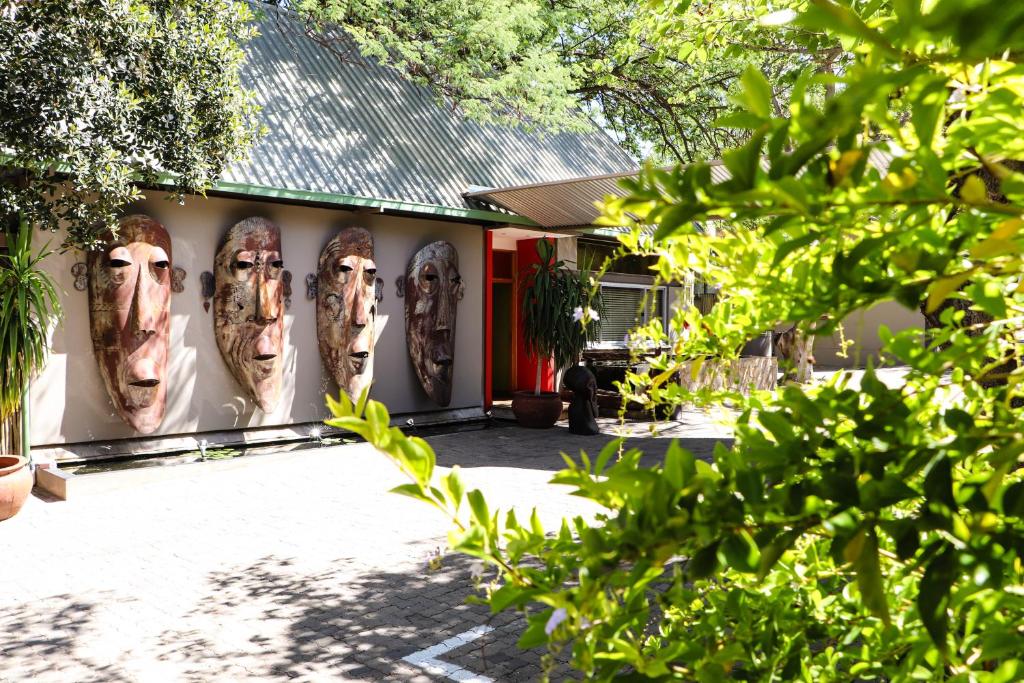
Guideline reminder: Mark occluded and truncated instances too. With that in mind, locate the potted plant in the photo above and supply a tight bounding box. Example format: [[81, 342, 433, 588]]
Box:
[[0, 221, 61, 521], [512, 239, 602, 428]]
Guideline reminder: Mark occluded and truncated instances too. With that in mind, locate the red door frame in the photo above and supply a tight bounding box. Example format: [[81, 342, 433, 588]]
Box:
[[484, 231, 493, 409], [486, 233, 555, 405]]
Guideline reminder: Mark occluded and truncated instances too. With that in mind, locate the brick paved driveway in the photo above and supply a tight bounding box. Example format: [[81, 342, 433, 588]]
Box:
[[0, 413, 730, 682]]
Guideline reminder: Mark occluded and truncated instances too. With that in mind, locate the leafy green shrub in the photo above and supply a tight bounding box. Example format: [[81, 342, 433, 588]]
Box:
[[329, 1, 1024, 680]]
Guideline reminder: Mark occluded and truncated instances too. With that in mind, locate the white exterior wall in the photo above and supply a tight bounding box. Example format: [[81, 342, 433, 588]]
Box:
[[813, 300, 923, 367], [31, 192, 485, 447]]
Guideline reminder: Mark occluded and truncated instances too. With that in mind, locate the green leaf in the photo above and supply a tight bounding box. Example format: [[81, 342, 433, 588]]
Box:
[[757, 529, 800, 580], [738, 65, 772, 119], [919, 545, 957, 650], [467, 489, 489, 527], [960, 174, 988, 204], [850, 528, 891, 624], [517, 614, 550, 649], [441, 466, 465, 511], [924, 456, 956, 509], [389, 483, 429, 502], [686, 541, 720, 579], [490, 583, 526, 613], [720, 531, 760, 573]]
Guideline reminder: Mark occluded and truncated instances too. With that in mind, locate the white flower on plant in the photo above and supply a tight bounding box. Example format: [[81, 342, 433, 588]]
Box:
[[572, 307, 600, 324], [545, 607, 568, 636], [469, 561, 486, 579]]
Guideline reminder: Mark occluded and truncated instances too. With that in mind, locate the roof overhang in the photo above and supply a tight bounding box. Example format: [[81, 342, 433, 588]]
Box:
[[469, 149, 896, 229], [464, 169, 641, 228]]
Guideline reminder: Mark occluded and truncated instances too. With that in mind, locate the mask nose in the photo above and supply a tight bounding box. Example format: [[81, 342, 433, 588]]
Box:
[[255, 271, 280, 324], [130, 269, 157, 338], [434, 287, 453, 333], [351, 280, 372, 329]]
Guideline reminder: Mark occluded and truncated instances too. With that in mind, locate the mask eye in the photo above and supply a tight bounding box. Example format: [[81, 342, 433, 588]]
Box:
[[109, 259, 132, 268], [452, 275, 462, 285], [153, 260, 169, 270], [365, 268, 377, 276], [235, 260, 253, 270], [271, 260, 284, 269], [338, 264, 353, 273], [424, 273, 438, 282]]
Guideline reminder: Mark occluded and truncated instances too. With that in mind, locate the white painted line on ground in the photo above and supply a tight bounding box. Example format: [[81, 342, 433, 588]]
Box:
[[402, 625, 496, 683]]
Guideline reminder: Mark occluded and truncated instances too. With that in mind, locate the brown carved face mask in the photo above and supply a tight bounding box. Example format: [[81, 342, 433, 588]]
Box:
[[405, 241, 463, 406], [213, 217, 285, 412], [317, 228, 378, 401], [87, 215, 172, 434]]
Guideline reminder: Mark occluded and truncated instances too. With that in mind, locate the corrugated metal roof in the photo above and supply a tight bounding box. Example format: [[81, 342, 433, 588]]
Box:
[[222, 5, 639, 215]]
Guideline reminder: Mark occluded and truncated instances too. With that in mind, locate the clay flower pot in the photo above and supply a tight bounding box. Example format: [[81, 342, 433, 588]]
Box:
[[0, 455, 33, 522], [511, 391, 563, 429]]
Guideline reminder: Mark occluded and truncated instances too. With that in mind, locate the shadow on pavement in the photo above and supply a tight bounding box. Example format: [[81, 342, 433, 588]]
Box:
[[151, 553, 578, 681], [426, 420, 731, 473], [0, 596, 134, 682]]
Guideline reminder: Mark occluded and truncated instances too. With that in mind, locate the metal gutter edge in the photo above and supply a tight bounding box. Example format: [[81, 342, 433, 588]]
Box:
[[0, 153, 541, 226], [204, 181, 541, 227]]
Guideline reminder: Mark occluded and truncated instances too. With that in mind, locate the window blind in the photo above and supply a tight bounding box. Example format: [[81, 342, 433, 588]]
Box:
[[596, 286, 663, 345]]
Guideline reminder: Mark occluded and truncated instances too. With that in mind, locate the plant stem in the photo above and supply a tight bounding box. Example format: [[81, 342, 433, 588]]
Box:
[[535, 357, 543, 396], [21, 380, 30, 465]]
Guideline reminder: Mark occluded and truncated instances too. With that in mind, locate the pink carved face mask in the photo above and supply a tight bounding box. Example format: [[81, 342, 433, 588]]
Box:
[[317, 228, 378, 402], [87, 215, 172, 434], [213, 217, 285, 413]]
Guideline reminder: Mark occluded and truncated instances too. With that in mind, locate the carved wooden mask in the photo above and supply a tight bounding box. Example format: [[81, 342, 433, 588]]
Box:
[[317, 227, 378, 402], [213, 217, 285, 412], [405, 241, 463, 406], [87, 215, 172, 434]]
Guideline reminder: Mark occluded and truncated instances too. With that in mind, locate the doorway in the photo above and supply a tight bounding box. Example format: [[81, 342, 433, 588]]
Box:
[[491, 250, 516, 399]]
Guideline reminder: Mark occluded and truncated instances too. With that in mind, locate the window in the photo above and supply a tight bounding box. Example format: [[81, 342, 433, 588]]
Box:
[[595, 285, 664, 346]]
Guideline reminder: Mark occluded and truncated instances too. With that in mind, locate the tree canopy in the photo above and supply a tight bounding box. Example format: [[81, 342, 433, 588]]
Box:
[[329, 0, 1024, 680], [0, 0, 262, 250], [286, 0, 842, 164]]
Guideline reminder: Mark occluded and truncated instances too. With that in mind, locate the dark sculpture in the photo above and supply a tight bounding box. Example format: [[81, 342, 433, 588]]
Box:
[[86, 215, 173, 434], [405, 241, 463, 406], [200, 271, 215, 312], [213, 217, 285, 413], [317, 227, 379, 402], [564, 365, 600, 435]]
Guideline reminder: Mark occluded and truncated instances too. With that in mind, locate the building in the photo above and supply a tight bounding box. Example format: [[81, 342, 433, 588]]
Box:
[[30, 5, 640, 462]]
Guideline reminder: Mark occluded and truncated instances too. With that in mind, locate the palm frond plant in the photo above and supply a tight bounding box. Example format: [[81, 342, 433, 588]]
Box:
[[0, 219, 62, 458], [520, 239, 603, 395]]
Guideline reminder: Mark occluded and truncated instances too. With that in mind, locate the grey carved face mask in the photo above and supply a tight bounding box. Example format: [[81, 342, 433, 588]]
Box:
[[317, 228, 378, 401], [213, 217, 285, 413], [405, 241, 463, 406]]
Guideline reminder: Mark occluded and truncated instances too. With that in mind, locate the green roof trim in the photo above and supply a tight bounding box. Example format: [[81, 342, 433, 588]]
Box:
[[207, 180, 541, 227]]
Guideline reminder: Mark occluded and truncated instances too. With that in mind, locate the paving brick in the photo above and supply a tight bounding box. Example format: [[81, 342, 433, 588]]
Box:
[[0, 418, 729, 681]]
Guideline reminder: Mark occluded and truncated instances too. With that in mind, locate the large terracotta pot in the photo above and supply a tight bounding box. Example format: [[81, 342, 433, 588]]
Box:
[[511, 391, 563, 429], [0, 455, 33, 522]]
